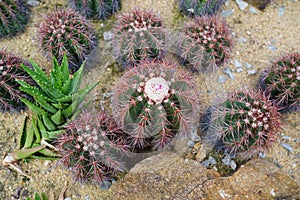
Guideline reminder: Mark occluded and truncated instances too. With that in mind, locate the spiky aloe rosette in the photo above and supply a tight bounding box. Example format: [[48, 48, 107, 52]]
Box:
[[260, 52, 300, 112], [112, 61, 200, 150], [69, 0, 121, 20], [38, 9, 97, 73], [206, 90, 282, 158], [2, 56, 98, 166], [178, 0, 224, 17], [56, 111, 127, 185], [176, 15, 233, 72], [0, 0, 30, 38], [0, 49, 35, 110], [113, 9, 168, 67]]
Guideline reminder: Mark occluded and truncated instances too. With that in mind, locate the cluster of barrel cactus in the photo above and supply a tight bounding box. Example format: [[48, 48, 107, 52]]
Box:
[[69, 0, 121, 20], [260, 52, 300, 112], [2, 56, 97, 165], [113, 9, 168, 67], [56, 111, 127, 184], [206, 90, 282, 158], [38, 9, 97, 73], [178, 0, 224, 17], [177, 15, 233, 72], [112, 61, 200, 150], [0, 49, 35, 111], [0, 0, 30, 38]]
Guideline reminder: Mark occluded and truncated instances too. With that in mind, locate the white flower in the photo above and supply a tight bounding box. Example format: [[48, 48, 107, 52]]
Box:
[[144, 77, 169, 103]]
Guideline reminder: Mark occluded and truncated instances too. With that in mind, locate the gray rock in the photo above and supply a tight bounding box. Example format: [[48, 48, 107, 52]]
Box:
[[201, 159, 211, 168], [230, 160, 237, 170], [224, 0, 230, 6], [268, 45, 277, 51], [259, 151, 266, 158], [282, 135, 292, 140], [247, 69, 257, 76], [103, 31, 114, 41], [235, 0, 248, 10], [218, 75, 227, 83], [244, 62, 252, 69], [100, 181, 112, 190], [236, 67, 243, 73], [208, 156, 217, 165], [222, 154, 231, 166], [27, 0, 39, 6], [249, 6, 258, 14], [223, 67, 235, 79], [220, 9, 235, 17], [278, 5, 285, 17], [187, 140, 195, 148], [238, 37, 247, 43], [234, 60, 243, 68], [281, 142, 294, 153], [64, 198, 72, 200]]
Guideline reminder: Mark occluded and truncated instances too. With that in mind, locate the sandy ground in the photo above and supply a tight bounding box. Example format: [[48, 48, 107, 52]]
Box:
[[0, 0, 300, 199]]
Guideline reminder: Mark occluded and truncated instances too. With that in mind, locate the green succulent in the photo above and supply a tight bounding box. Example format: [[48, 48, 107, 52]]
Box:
[[3, 55, 98, 163], [27, 192, 48, 200]]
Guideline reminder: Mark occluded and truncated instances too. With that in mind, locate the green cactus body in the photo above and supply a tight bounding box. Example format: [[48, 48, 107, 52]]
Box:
[[69, 0, 121, 20], [112, 61, 200, 150], [113, 9, 168, 67], [261, 53, 300, 112], [177, 16, 233, 72], [38, 9, 97, 73], [0, 0, 30, 38], [179, 0, 224, 17], [208, 90, 281, 158], [0, 49, 35, 110], [12, 55, 98, 160]]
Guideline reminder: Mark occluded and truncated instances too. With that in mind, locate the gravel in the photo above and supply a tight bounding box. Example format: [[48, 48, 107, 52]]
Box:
[[235, 0, 248, 11]]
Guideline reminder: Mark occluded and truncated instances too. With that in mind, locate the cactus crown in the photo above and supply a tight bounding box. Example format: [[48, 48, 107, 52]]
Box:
[[56, 111, 127, 184], [177, 15, 233, 72], [112, 61, 200, 150], [0, 49, 34, 111], [69, 0, 121, 20], [113, 9, 167, 67], [179, 0, 224, 17], [38, 9, 97, 73], [261, 52, 300, 112], [208, 90, 281, 158], [0, 0, 30, 38]]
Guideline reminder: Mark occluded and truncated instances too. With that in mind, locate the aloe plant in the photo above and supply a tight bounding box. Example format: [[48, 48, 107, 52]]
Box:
[[2, 55, 98, 165]]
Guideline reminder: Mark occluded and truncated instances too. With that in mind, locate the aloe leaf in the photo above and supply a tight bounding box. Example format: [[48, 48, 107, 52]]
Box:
[[42, 115, 56, 131], [20, 98, 46, 115], [19, 116, 29, 149], [57, 94, 73, 103], [52, 102, 65, 109], [70, 63, 84, 93], [29, 155, 58, 161], [29, 59, 49, 81], [61, 78, 73, 95], [61, 55, 70, 83], [50, 57, 63, 89], [22, 121, 35, 149], [50, 110, 64, 126], [32, 117, 41, 144], [47, 130, 63, 139], [11, 146, 45, 160], [31, 143, 60, 158]]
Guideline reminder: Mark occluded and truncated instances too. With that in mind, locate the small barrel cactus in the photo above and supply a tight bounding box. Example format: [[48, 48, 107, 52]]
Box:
[[38, 9, 97, 73], [260, 52, 300, 112], [0, 0, 30, 38], [176, 15, 233, 72], [112, 61, 200, 150], [0, 49, 35, 111], [56, 111, 128, 185], [113, 9, 168, 67], [205, 90, 282, 158], [178, 0, 224, 17], [69, 0, 121, 20]]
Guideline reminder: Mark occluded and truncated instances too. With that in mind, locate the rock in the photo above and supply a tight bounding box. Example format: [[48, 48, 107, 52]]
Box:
[[278, 5, 285, 17], [235, 0, 248, 11], [224, 0, 230, 6], [217, 75, 227, 83], [268, 45, 277, 51], [208, 156, 217, 165], [236, 67, 243, 73], [27, 0, 39, 6], [222, 154, 231, 166], [223, 67, 235, 79], [243, 0, 270, 10], [247, 69, 257, 76], [220, 9, 235, 18], [234, 60, 243, 68], [244, 62, 252, 69], [230, 160, 237, 170], [103, 31, 114, 41], [249, 6, 258, 14], [280, 142, 294, 153], [238, 37, 247, 43], [112, 153, 300, 199]]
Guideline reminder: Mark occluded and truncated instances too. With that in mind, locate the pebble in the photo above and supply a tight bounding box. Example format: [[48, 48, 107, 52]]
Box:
[[208, 156, 217, 165], [259, 152, 266, 158], [268, 45, 277, 51], [280, 142, 294, 153], [238, 37, 247, 43], [247, 69, 257, 76], [244, 62, 252, 69], [234, 60, 243, 68], [27, 0, 39, 6], [278, 5, 285, 17], [201, 159, 210, 168], [235, 0, 248, 11], [218, 75, 227, 83], [224, 0, 230, 6], [223, 67, 235, 79], [64, 198, 72, 200], [100, 180, 112, 190], [103, 31, 114, 41], [230, 160, 237, 170], [249, 6, 258, 14], [236, 67, 243, 73], [282, 135, 292, 140], [222, 154, 231, 166], [220, 9, 235, 18], [187, 140, 195, 148]]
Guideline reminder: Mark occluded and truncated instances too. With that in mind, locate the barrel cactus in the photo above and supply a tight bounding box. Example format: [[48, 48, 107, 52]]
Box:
[[176, 15, 233, 72], [112, 61, 200, 150], [178, 0, 224, 17], [260, 52, 300, 112], [0, 49, 35, 111], [113, 9, 168, 67], [0, 0, 30, 38], [38, 9, 97, 73], [69, 0, 121, 20], [56, 111, 127, 185], [206, 89, 282, 158]]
